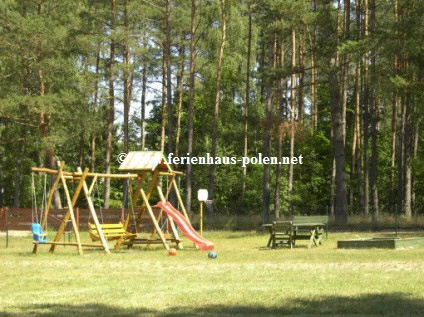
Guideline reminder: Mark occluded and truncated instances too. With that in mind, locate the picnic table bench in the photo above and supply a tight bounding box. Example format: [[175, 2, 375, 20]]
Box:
[[264, 215, 328, 249]]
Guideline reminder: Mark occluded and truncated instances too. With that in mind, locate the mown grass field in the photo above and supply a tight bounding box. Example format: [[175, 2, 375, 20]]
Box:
[[1, 231, 424, 316]]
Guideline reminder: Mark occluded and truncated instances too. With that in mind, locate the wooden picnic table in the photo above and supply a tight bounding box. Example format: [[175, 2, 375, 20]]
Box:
[[263, 220, 326, 249], [262, 223, 274, 248], [291, 222, 326, 248]]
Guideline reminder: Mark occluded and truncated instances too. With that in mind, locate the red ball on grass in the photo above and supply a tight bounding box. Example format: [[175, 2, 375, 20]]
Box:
[[169, 248, 177, 256]]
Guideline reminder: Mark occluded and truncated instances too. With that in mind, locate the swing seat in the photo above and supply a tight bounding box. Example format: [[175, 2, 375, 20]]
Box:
[[89, 223, 137, 242], [31, 223, 48, 243]]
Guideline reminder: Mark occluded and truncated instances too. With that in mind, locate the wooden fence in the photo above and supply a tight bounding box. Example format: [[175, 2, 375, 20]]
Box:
[[0, 208, 160, 232]]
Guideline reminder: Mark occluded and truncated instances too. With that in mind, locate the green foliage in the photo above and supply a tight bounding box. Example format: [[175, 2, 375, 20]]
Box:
[[1, 0, 423, 222]]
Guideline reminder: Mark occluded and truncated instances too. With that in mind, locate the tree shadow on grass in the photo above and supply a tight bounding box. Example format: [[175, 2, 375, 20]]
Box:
[[1, 293, 423, 317]]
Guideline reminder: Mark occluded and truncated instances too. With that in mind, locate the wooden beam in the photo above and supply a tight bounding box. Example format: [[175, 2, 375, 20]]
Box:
[[172, 179, 190, 223], [158, 171, 185, 177], [32, 167, 139, 179], [88, 174, 98, 196], [49, 168, 89, 253], [140, 188, 169, 251], [165, 174, 176, 199], [157, 185, 182, 249], [59, 162, 83, 255], [147, 174, 176, 243], [136, 169, 159, 227], [78, 167, 110, 254], [34, 242, 105, 248]]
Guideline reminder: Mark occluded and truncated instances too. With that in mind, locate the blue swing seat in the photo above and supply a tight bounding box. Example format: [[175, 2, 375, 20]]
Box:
[[31, 223, 48, 243]]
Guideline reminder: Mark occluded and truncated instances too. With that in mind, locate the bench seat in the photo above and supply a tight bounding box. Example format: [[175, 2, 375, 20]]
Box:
[[89, 223, 136, 242]]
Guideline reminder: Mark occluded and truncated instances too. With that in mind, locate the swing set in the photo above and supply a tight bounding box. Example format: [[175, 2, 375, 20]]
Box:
[[30, 151, 215, 255]]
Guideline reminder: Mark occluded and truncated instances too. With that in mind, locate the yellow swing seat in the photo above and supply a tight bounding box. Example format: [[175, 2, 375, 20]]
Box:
[[89, 223, 137, 242]]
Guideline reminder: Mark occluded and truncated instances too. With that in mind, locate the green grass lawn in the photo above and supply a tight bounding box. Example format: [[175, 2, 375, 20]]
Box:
[[1, 231, 424, 316]]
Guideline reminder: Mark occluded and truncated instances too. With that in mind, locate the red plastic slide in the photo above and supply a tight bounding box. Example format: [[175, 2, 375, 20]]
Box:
[[156, 201, 215, 251]]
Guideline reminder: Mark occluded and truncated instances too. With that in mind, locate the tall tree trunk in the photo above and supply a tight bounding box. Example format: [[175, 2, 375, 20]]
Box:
[[242, 1, 252, 202], [412, 116, 419, 214], [104, 0, 116, 209], [369, 0, 379, 220], [355, 0, 363, 213], [262, 35, 275, 223], [78, 133, 85, 167], [330, 157, 336, 216], [340, 0, 349, 213], [298, 34, 304, 126], [274, 40, 284, 219], [350, 62, 361, 211], [398, 95, 405, 210], [123, 0, 131, 154], [36, 3, 61, 209], [362, 0, 370, 215], [391, 0, 399, 188], [185, 0, 197, 215], [165, 0, 173, 156], [160, 54, 167, 152], [275, 134, 282, 219], [403, 101, 412, 218], [311, 50, 318, 130], [391, 93, 399, 183], [90, 41, 101, 172], [287, 28, 296, 208], [38, 69, 62, 209], [330, 68, 348, 223], [259, 33, 266, 105], [141, 35, 148, 150], [342, 0, 350, 145], [122, 0, 132, 209], [13, 131, 25, 208], [329, 0, 347, 223], [175, 44, 185, 158], [310, 3, 318, 130], [370, 96, 379, 219], [208, 0, 227, 216]]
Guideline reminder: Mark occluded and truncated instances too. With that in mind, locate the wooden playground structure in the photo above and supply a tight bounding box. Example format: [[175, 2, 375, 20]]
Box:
[[31, 151, 214, 255]]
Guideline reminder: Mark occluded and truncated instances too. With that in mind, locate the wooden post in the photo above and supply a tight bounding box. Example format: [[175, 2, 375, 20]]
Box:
[[59, 163, 83, 255], [200, 201, 203, 237], [76, 207, 80, 230], [136, 169, 159, 227], [172, 179, 190, 222], [147, 174, 175, 241], [49, 168, 89, 253], [165, 175, 176, 199], [88, 174, 98, 196], [78, 167, 110, 254], [5, 207, 9, 248], [140, 188, 169, 250], [151, 186, 181, 249]]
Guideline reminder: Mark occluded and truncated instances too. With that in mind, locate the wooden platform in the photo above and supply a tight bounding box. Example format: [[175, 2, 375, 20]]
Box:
[[123, 238, 180, 245], [33, 241, 105, 248], [337, 237, 424, 249]]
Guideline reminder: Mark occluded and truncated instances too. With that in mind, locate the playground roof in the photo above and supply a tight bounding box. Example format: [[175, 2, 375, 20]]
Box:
[[118, 151, 171, 172]]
